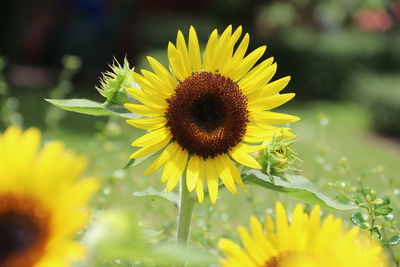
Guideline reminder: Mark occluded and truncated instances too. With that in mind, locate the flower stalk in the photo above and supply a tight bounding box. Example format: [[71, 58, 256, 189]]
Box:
[[177, 176, 195, 248]]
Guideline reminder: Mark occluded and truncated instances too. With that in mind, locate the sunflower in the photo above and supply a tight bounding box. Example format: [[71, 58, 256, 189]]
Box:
[[219, 202, 387, 267], [125, 25, 299, 203], [0, 126, 98, 267]]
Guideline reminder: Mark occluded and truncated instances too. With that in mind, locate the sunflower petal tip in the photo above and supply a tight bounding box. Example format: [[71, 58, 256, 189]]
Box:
[[275, 201, 284, 210], [250, 216, 258, 224], [167, 41, 175, 48]]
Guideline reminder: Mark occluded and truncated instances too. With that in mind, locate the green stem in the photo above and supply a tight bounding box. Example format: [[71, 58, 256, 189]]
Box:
[[175, 176, 195, 267], [177, 176, 195, 247], [178, 175, 194, 247]]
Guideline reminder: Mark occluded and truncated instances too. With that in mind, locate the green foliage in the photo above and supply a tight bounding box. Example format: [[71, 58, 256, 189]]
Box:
[[82, 210, 214, 266], [45, 55, 82, 128], [267, 30, 400, 100], [45, 99, 140, 119], [328, 158, 400, 260], [351, 72, 400, 137], [382, 235, 400, 246], [244, 170, 355, 211], [0, 56, 23, 127]]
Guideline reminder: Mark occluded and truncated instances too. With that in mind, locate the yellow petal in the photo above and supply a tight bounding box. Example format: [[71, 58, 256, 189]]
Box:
[[258, 76, 291, 98], [209, 25, 232, 72], [238, 226, 266, 265], [238, 58, 274, 95], [214, 155, 237, 194], [249, 111, 300, 124], [188, 26, 201, 72], [229, 45, 266, 81], [196, 173, 205, 203], [221, 33, 249, 75], [265, 215, 277, 245], [249, 216, 276, 258], [126, 117, 166, 130], [146, 56, 178, 89], [186, 155, 200, 192], [19, 127, 41, 174], [220, 155, 246, 190], [140, 70, 174, 96], [176, 30, 191, 76], [275, 202, 289, 249], [130, 136, 171, 159], [218, 26, 242, 73], [205, 158, 219, 204], [243, 124, 295, 143], [163, 147, 189, 192], [131, 127, 171, 147], [248, 93, 295, 112], [124, 103, 165, 117], [218, 238, 258, 266], [203, 29, 219, 72], [126, 87, 167, 108], [131, 71, 153, 90], [168, 42, 189, 81], [229, 143, 262, 169], [144, 142, 180, 175]]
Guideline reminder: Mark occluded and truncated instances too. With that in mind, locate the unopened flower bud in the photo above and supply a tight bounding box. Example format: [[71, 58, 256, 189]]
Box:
[[96, 57, 134, 105]]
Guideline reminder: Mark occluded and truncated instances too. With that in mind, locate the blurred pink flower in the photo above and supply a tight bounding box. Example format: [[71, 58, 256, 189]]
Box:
[[354, 9, 393, 32]]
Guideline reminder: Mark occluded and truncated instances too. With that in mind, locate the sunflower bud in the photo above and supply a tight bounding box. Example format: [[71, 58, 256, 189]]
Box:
[[259, 136, 298, 178], [96, 57, 134, 105]]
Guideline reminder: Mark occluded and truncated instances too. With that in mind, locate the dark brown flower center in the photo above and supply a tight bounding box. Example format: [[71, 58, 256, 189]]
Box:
[[0, 194, 50, 267], [0, 213, 39, 260], [166, 72, 248, 158], [190, 94, 227, 132]]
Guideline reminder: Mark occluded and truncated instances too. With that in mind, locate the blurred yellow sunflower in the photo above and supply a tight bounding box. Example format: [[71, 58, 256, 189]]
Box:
[[219, 202, 387, 267], [0, 126, 98, 267], [125, 25, 299, 203]]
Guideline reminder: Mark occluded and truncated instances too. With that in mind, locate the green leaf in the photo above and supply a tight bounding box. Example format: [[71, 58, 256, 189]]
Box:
[[123, 158, 136, 169], [375, 206, 393, 216], [351, 212, 367, 228], [123, 150, 160, 170], [352, 192, 364, 205], [376, 196, 390, 207], [123, 152, 156, 169], [244, 170, 356, 211], [142, 227, 164, 238], [133, 187, 179, 205], [382, 235, 400, 246], [82, 210, 215, 266], [45, 98, 140, 119]]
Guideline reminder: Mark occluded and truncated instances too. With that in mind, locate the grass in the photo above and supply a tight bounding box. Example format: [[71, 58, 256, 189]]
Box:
[[287, 102, 400, 189]]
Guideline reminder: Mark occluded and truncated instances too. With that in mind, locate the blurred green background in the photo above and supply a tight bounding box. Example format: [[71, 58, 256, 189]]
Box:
[[1, 0, 400, 265]]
